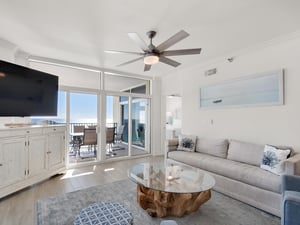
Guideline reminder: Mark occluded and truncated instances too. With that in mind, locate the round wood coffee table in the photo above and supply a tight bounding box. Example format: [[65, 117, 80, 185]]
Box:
[[128, 160, 215, 218]]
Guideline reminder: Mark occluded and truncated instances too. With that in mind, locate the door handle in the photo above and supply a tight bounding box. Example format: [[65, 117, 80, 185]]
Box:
[[0, 164, 2, 166]]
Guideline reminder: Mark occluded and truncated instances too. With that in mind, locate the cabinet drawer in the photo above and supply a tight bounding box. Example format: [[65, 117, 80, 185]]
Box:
[[0, 130, 12, 138], [43, 126, 66, 134], [24, 128, 44, 135], [0, 127, 44, 137], [0, 129, 26, 137]]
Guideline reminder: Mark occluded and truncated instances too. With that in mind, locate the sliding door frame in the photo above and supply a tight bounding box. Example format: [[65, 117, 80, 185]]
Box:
[[61, 85, 152, 167], [102, 90, 152, 160]]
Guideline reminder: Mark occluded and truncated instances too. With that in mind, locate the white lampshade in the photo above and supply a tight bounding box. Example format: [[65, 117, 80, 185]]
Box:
[[144, 55, 159, 65]]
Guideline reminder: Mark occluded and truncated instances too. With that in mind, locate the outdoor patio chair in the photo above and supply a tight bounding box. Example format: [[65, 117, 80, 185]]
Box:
[[80, 128, 97, 157], [115, 125, 125, 143], [74, 125, 85, 133], [106, 127, 116, 156], [70, 125, 85, 154]]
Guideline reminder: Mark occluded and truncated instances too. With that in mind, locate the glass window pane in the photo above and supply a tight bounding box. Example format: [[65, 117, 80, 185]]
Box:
[[104, 73, 149, 94], [106, 95, 128, 159], [131, 97, 150, 156], [70, 93, 97, 123], [69, 92, 98, 164], [131, 85, 147, 94]]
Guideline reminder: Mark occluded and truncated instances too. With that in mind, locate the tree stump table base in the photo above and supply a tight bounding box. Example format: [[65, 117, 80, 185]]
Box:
[[136, 184, 211, 218]]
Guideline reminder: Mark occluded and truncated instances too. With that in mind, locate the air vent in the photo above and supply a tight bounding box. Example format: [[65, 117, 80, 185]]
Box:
[[205, 68, 217, 76]]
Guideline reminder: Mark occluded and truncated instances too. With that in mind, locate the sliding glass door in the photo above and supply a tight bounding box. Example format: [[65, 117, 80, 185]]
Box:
[[131, 97, 150, 156], [104, 95, 150, 159], [105, 95, 129, 159], [69, 92, 98, 164]]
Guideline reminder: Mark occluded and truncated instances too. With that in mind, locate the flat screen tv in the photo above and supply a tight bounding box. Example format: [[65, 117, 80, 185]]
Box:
[[0, 60, 58, 116]]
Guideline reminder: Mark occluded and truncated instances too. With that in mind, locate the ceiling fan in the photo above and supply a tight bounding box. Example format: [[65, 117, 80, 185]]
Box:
[[105, 30, 201, 72]]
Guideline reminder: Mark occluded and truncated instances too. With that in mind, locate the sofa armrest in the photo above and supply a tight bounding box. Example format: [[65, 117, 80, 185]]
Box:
[[165, 138, 179, 154], [281, 190, 300, 225], [164, 139, 179, 161], [285, 154, 300, 175], [282, 175, 300, 193]]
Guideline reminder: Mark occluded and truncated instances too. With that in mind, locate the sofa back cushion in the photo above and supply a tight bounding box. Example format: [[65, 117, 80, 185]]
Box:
[[196, 138, 229, 158], [227, 140, 264, 166]]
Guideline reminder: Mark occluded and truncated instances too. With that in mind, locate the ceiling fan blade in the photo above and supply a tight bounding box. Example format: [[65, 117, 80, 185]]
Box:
[[105, 50, 144, 55], [128, 33, 150, 52], [117, 56, 143, 67], [144, 64, 151, 72], [156, 30, 189, 52], [162, 48, 201, 56], [159, 56, 181, 67]]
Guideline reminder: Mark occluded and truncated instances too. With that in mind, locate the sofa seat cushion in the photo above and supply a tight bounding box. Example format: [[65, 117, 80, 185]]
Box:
[[196, 138, 229, 158], [168, 151, 281, 193]]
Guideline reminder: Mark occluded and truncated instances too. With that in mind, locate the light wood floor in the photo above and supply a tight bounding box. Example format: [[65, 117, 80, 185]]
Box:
[[0, 156, 163, 225]]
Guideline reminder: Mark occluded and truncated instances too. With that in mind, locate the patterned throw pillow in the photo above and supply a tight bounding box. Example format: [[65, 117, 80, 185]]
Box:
[[177, 135, 197, 152], [260, 145, 291, 175]]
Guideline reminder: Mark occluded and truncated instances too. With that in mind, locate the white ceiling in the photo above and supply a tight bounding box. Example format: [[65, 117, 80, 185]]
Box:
[[1, 0, 300, 77]]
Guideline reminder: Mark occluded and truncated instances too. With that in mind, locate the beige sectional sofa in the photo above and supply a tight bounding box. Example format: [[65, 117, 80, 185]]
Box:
[[165, 138, 300, 217]]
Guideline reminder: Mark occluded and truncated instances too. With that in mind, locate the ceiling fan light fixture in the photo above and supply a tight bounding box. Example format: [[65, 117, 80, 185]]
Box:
[[107, 30, 201, 71], [144, 54, 159, 65]]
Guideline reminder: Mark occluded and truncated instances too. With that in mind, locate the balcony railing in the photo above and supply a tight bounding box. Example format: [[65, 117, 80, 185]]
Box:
[[69, 122, 117, 133]]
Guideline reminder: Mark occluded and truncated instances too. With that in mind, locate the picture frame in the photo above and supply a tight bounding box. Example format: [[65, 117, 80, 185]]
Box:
[[200, 69, 284, 109]]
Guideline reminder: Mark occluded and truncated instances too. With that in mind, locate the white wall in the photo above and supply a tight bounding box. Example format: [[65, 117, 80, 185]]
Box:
[[0, 38, 17, 63], [162, 35, 300, 152], [29, 62, 101, 89], [151, 77, 162, 156]]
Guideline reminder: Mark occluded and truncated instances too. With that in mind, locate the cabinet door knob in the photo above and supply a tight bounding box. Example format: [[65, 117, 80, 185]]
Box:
[[0, 164, 3, 166]]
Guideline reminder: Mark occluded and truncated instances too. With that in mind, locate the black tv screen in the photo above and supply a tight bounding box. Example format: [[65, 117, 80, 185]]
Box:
[[0, 60, 58, 116]]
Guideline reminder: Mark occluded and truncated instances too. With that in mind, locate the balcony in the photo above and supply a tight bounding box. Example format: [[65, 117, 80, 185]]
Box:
[[68, 123, 148, 164]]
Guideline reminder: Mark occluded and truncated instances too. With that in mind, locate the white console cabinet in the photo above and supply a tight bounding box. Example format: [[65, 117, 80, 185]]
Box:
[[0, 125, 66, 198], [45, 127, 65, 171], [0, 136, 26, 188]]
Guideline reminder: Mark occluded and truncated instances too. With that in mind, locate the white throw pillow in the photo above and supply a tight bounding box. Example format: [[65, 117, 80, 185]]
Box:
[[177, 135, 196, 152], [260, 145, 291, 175]]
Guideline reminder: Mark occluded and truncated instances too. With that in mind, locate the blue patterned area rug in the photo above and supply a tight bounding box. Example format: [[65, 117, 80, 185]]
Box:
[[36, 179, 280, 225]]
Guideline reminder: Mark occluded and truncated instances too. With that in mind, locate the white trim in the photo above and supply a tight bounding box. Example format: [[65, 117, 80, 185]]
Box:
[[128, 96, 132, 157], [60, 85, 100, 94], [28, 55, 152, 80]]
